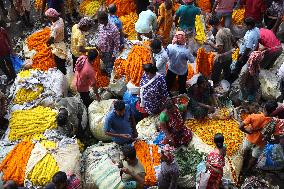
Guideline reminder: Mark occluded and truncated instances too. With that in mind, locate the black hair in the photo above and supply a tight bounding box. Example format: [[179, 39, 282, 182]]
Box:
[[150, 38, 162, 50], [143, 63, 158, 74], [4, 180, 17, 189], [209, 16, 220, 26], [57, 108, 68, 126], [214, 133, 224, 149], [122, 145, 136, 159], [197, 75, 207, 86], [44, 183, 56, 189], [97, 11, 108, 21], [264, 101, 278, 116], [108, 4, 117, 14], [0, 20, 6, 28], [165, 98, 175, 111], [114, 100, 125, 111], [52, 171, 67, 185], [147, 5, 155, 11], [88, 49, 99, 61], [244, 17, 256, 28]]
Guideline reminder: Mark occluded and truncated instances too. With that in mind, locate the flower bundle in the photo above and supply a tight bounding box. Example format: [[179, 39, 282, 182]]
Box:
[[0, 141, 35, 185], [232, 48, 239, 62], [232, 8, 245, 25], [28, 154, 60, 186], [185, 118, 244, 156], [105, 0, 136, 17], [120, 12, 138, 40], [187, 64, 194, 80], [27, 28, 56, 71], [196, 48, 215, 77], [114, 58, 127, 78], [34, 0, 43, 10], [195, 15, 206, 44], [13, 84, 44, 105], [92, 56, 110, 88], [9, 106, 57, 141], [173, 3, 180, 12], [79, 0, 100, 17], [134, 140, 160, 186], [124, 44, 152, 86], [196, 0, 211, 13], [18, 70, 31, 79]]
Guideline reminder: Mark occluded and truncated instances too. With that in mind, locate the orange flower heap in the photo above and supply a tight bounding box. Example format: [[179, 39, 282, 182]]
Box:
[[187, 64, 194, 80], [92, 56, 110, 88], [105, 0, 136, 17], [134, 140, 160, 186], [27, 28, 56, 71], [196, 48, 215, 77], [196, 0, 211, 13], [114, 58, 127, 79], [0, 141, 35, 185]]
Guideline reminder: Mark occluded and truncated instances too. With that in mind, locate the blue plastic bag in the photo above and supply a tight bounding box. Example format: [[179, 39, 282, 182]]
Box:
[[10, 55, 24, 73], [153, 132, 166, 147], [123, 91, 142, 121]]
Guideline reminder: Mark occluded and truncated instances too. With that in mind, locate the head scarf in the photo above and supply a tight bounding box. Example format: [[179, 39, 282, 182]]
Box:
[[78, 17, 92, 28], [162, 144, 175, 162], [45, 8, 60, 18], [172, 31, 186, 45]]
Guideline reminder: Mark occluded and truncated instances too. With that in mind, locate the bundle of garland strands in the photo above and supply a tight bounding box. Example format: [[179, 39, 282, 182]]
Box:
[[232, 8, 245, 25], [0, 141, 35, 185], [196, 48, 215, 77], [79, 0, 101, 17], [120, 12, 138, 40], [92, 56, 110, 88], [195, 15, 206, 44], [13, 84, 44, 105], [196, 0, 211, 13], [105, 0, 136, 17]]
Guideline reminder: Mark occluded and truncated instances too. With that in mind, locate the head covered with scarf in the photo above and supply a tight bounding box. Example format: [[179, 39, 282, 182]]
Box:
[[161, 144, 175, 163], [45, 8, 60, 18], [172, 31, 186, 45], [78, 17, 93, 29]]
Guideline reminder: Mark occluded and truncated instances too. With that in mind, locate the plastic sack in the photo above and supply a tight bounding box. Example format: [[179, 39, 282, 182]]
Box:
[[123, 91, 141, 121], [10, 55, 24, 73], [196, 161, 206, 188]]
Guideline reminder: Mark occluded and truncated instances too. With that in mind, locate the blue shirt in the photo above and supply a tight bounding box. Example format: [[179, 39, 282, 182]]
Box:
[[176, 5, 201, 30], [108, 14, 123, 30], [166, 44, 195, 75], [240, 27, 260, 54], [104, 105, 133, 144], [47, 0, 64, 13]]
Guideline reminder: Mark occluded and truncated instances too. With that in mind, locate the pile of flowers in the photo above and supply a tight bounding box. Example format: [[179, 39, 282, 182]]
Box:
[[134, 140, 160, 186], [105, 0, 136, 17], [196, 0, 211, 13], [188, 64, 194, 80], [92, 56, 110, 88], [195, 15, 206, 44], [18, 70, 31, 79], [79, 0, 101, 17], [185, 117, 244, 156], [9, 106, 57, 141], [28, 154, 60, 186], [34, 0, 43, 10], [27, 28, 56, 71], [196, 48, 215, 77], [114, 58, 127, 79], [13, 84, 44, 105], [0, 141, 35, 185], [120, 12, 138, 40], [232, 8, 245, 25], [232, 48, 240, 62]]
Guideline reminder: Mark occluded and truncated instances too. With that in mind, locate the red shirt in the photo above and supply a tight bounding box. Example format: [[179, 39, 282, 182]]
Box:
[[0, 27, 11, 57], [245, 0, 266, 22]]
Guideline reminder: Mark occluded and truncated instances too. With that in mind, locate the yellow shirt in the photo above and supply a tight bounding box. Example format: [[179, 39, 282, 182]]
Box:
[[71, 24, 86, 57]]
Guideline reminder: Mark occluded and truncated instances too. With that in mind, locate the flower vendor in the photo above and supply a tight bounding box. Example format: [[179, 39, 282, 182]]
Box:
[[231, 17, 260, 81], [159, 98, 192, 147], [0, 22, 16, 83], [258, 27, 283, 69], [174, 0, 201, 37], [244, 0, 266, 27], [104, 100, 138, 145], [212, 0, 237, 28], [121, 145, 146, 189], [150, 38, 169, 75], [158, 144, 179, 189], [137, 63, 169, 115], [45, 8, 67, 75], [187, 75, 217, 119], [71, 17, 93, 71], [13, 0, 33, 27], [135, 5, 158, 40], [166, 31, 195, 95], [108, 4, 125, 45], [207, 16, 236, 85], [55, 97, 88, 139], [72, 50, 101, 107], [157, 0, 174, 45], [41, 0, 65, 20], [238, 101, 278, 175], [201, 133, 226, 189], [96, 11, 121, 76]]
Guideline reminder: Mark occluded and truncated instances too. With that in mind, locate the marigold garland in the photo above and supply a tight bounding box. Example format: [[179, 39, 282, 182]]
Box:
[[196, 0, 211, 13], [92, 56, 110, 88], [105, 0, 136, 17], [18, 70, 31, 79], [196, 48, 215, 77], [120, 12, 138, 40], [173, 3, 180, 12], [232, 8, 245, 25], [13, 84, 44, 105], [27, 28, 56, 71], [232, 48, 239, 62], [34, 0, 43, 11], [28, 154, 60, 186], [187, 64, 194, 80], [114, 58, 127, 79], [79, 0, 101, 17], [0, 141, 35, 185], [134, 140, 160, 186], [185, 118, 244, 156], [9, 106, 57, 141], [195, 15, 206, 44]]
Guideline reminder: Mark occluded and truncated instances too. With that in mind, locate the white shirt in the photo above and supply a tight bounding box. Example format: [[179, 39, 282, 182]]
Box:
[[153, 48, 169, 75], [240, 27, 260, 55], [135, 10, 157, 34]]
